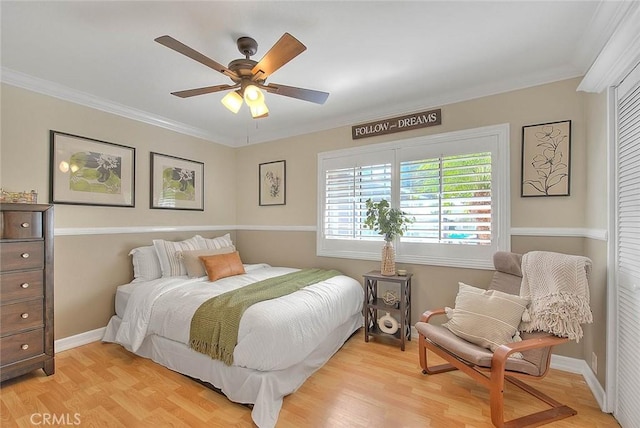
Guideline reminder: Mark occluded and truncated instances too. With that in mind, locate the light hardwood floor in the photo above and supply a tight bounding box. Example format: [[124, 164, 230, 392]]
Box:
[[1, 330, 619, 427]]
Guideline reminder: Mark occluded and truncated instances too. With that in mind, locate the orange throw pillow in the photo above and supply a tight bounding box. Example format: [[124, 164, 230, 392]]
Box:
[[199, 252, 246, 282]]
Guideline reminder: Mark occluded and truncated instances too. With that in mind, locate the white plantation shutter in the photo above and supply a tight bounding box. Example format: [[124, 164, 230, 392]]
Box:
[[318, 149, 394, 256], [400, 152, 492, 245], [614, 64, 640, 428], [317, 124, 509, 268], [324, 163, 391, 240]]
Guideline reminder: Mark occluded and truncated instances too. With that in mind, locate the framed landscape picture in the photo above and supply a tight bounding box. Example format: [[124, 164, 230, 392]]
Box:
[[50, 131, 135, 207], [259, 160, 286, 206], [521, 120, 571, 197], [150, 152, 204, 210]]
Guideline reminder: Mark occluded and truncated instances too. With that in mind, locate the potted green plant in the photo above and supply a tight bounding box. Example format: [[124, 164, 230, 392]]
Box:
[[364, 198, 413, 276]]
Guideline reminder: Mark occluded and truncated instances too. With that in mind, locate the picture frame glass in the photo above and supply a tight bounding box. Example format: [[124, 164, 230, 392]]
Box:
[[151, 152, 204, 210], [259, 160, 286, 206], [50, 131, 135, 207], [521, 120, 571, 197]]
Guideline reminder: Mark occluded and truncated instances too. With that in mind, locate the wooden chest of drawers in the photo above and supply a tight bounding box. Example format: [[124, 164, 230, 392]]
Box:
[[0, 203, 54, 382]]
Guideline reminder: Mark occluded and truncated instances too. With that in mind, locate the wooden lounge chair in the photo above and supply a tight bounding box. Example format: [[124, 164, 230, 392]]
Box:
[[415, 251, 580, 427]]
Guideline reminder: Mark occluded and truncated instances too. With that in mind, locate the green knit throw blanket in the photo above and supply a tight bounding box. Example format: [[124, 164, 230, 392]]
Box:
[[189, 268, 341, 366]]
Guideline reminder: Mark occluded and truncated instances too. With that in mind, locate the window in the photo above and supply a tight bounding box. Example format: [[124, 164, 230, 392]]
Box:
[[317, 124, 510, 269], [399, 152, 492, 245], [324, 162, 391, 241]]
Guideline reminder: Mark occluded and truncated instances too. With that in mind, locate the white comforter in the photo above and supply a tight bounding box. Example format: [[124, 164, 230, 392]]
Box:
[[112, 264, 364, 371]]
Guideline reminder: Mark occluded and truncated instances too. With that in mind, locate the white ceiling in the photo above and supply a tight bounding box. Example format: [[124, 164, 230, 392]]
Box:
[[0, 1, 627, 147]]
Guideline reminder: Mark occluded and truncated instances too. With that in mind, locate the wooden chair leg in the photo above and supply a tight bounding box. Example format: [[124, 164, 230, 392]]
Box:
[[488, 372, 577, 427], [489, 364, 506, 427], [500, 376, 577, 427], [419, 333, 457, 375]]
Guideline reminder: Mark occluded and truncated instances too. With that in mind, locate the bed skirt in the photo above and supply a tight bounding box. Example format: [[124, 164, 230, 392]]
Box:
[[103, 313, 362, 428]]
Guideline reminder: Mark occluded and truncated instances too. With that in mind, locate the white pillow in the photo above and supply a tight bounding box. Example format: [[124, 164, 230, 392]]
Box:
[[443, 282, 529, 353], [177, 246, 236, 278], [153, 236, 202, 277], [129, 246, 162, 282], [197, 233, 233, 250]]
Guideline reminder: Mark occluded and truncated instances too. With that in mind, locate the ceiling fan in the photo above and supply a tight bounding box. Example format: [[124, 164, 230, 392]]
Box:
[[155, 33, 329, 119]]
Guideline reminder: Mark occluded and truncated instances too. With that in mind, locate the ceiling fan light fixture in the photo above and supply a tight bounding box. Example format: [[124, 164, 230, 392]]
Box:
[[243, 84, 264, 107], [250, 101, 269, 119], [221, 90, 243, 113], [156, 33, 329, 118]]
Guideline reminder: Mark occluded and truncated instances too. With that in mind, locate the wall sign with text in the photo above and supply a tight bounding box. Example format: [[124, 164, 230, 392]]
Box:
[[351, 108, 442, 139]]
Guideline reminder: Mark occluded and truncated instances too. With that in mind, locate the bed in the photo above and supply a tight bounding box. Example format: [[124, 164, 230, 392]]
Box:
[[102, 235, 364, 428]]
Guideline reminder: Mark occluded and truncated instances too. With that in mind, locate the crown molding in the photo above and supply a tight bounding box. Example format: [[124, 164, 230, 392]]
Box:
[[2, 63, 585, 149], [0, 67, 234, 146], [578, 2, 640, 92], [267, 65, 584, 149]]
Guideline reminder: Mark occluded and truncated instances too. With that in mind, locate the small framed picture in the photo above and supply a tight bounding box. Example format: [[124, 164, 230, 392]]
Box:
[[521, 120, 571, 197], [50, 131, 135, 207], [259, 160, 286, 206], [150, 152, 204, 210]]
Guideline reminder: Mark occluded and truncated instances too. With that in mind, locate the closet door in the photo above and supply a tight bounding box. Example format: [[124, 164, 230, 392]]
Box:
[[614, 63, 640, 428]]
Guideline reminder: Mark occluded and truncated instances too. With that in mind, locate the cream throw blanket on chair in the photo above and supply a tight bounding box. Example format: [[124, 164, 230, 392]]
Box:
[[520, 251, 593, 341]]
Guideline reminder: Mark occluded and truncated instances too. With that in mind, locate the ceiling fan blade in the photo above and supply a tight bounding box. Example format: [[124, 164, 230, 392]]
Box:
[[262, 83, 329, 104], [251, 33, 306, 81], [171, 84, 236, 98], [155, 35, 238, 80]]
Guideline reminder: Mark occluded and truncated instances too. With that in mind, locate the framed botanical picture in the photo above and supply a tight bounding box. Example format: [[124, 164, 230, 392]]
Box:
[[259, 160, 286, 206], [50, 131, 135, 207], [521, 120, 571, 197], [150, 152, 204, 210]]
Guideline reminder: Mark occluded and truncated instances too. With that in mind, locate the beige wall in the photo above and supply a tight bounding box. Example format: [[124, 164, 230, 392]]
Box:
[[1, 85, 237, 228], [53, 230, 235, 338], [584, 90, 610, 231], [234, 77, 608, 384], [236, 78, 588, 228], [583, 90, 610, 386], [1, 84, 237, 336], [0, 77, 610, 388]]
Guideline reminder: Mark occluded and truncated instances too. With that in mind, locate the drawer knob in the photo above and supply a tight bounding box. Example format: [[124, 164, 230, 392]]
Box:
[[21, 344, 29, 350], [21, 253, 30, 259], [21, 283, 30, 289], [21, 222, 30, 228], [21, 313, 29, 319]]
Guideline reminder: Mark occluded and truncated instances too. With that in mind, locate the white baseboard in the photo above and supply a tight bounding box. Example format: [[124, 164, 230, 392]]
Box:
[[55, 327, 106, 353], [551, 354, 607, 411]]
